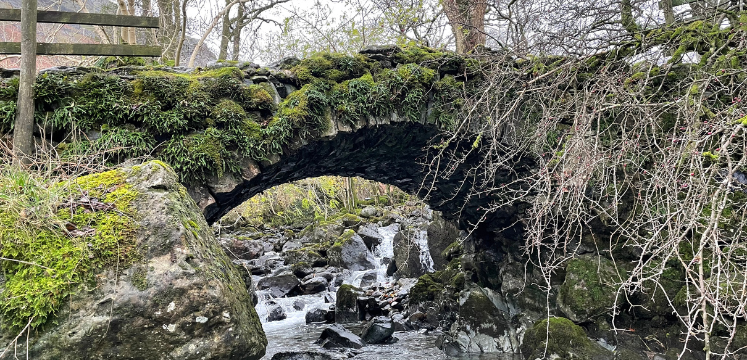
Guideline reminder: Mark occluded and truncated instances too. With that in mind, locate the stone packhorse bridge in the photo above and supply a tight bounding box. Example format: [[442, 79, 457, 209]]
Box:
[[0, 46, 531, 237]]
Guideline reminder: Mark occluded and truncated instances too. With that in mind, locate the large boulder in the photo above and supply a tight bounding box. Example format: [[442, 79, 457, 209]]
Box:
[[305, 305, 335, 324], [392, 226, 432, 278], [360, 316, 395, 344], [557, 256, 618, 323], [327, 230, 377, 271], [315, 325, 364, 349], [267, 305, 287, 322], [335, 284, 364, 323], [0, 161, 267, 360], [222, 237, 265, 260], [426, 213, 460, 270], [357, 223, 384, 251], [445, 286, 518, 354], [257, 272, 301, 298], [520, 317, 612, 359], [300, 276, 329, 295]]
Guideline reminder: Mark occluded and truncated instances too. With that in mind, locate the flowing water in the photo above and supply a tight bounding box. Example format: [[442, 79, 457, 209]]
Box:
[[254, 223, 522, 360]]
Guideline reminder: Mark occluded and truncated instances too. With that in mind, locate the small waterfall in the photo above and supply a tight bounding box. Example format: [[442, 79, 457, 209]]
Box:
[[415, 229, 435, 273], [345, 223, 398, 287]]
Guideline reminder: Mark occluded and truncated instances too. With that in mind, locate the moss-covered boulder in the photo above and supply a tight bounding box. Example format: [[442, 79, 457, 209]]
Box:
[[392, 226, 432, 278], [520, 317, 612, 359], [557, 256, 618, 323], [327, 229, 376, 271], [446, 286, 518, 353], [335, 284, 363, 323], [426, 213, 460, 270], [0, 161, 266, 359]]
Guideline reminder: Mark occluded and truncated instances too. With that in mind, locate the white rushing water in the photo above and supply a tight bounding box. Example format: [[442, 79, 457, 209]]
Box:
[[253, 222, 523, 360], [346, 223, 399, 288]]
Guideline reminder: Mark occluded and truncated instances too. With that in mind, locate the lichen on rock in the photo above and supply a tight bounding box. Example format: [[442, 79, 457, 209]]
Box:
[[0, 161, 267, 360]]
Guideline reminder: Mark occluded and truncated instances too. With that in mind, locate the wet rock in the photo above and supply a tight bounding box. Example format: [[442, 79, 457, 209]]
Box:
[[521, 317, 612, 359], [267, 305, 287, 322], [446, 286, 518, 353], [360, 316, 395, 344], [293, 299, 306, 311], [9, 161, 267, 360], [359, 271, 378, 288], [305, 305, 335, 324], [304, 221, 344, 243], [271, 351, 346, 360], [316, 324, 364, 349], [224, 238, 265, 260], [426, 213, 460, 270], [257, 272, 301, 298], [357, 223, 383, 250], [327, 230, 377, 271], [360, 206, 379, 218], [292, 262, 314, 278], [392, 227, 431, 278], [392, 313, 411, 332], [282, 240, 302, 252], [284, 248, 327, 268], [301, 276, 329, 295], [386, 259, 397, 276], [336, 285, 364, 323]]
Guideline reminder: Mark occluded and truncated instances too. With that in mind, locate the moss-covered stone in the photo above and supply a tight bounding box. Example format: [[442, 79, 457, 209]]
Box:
[[558, 256, 618, 323], [521, 317, 611, 359], [410, 273, 445, 304], [0, 167, 139, 331], [335, 284, 363, 323]]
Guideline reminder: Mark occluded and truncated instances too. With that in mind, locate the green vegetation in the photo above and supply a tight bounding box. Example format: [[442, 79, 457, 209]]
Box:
[[410, 273, 445, 303], [521, 317, 609, 358], [0, 167, 139, 331], [228, 175, 411, 229], [0, 50, 468, 184]]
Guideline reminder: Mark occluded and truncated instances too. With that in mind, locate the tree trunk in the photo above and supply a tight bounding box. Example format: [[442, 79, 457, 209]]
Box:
[[659, 0, 675, 25], [175, 0, 188, 66], [117, 0, 131, 43], [127, 0, 137, 44], [442, 0, 487, 54], [218, 0, 233, 60], [231, 4, 244, 61], [13, 0, 37, 163], [621, 0, 639, 33], [142, 0, 157, 45], [188, 0, 244, 67]]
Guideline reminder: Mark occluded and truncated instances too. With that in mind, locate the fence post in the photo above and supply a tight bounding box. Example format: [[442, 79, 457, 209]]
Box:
[[12, 0, 37, 163]]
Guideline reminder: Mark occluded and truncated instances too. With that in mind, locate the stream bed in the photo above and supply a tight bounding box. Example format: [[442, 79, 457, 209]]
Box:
[[250, 223, 522, 359]]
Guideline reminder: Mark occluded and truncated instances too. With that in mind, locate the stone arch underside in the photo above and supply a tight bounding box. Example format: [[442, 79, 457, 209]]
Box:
[[190, 116, 530, 237]]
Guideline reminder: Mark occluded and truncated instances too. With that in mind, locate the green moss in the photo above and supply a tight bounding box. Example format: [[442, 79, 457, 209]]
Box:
[[336, 284, 361, 311], [558, 257, 618, 321], [450, 272, 466, 290], [440, 241, 463, 261], [291, 53, 369, 84], [159, 128, 234, 183], [521, 317, 608, 359], [0, 168, 139, 332], [131, 266, 149, 291], [410, 273, 444, 303], [242, 84, 276, 111]]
